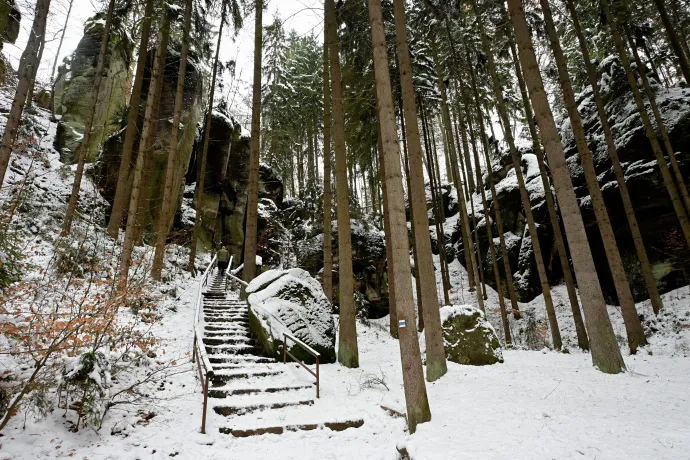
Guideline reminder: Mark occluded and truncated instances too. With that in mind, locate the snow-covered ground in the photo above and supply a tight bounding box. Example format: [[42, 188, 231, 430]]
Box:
[[3, 276, 689, 459], [1, 90, 689, 460]]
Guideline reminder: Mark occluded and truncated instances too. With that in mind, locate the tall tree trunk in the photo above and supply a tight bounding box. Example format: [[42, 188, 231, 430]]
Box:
[[470, 2, 562, 349], [378, 135, 398, 338], [565, 0, 662, 316], [242, 0, 264, 287], [50, 0, 74, 120], [326, 0, 358, 368], [652, 0, 690, 82], [323, 31, 334, 303], [107, 0, 155, 238], [506, 28, 587, 348], [187, 4, 226, 273], [507, 0, 625, 373], [26, 36, 46, 109], [429, 125, 452, 304], [540, 0, 646, 353], [0, 0, 51, 186], [369, 0, 431, 433], [600, 0, 690, 248], [119, 10, 173, 282], [61, 0, 116, 236], [151, 0, 194, 280], [621, 24, 690, 216]]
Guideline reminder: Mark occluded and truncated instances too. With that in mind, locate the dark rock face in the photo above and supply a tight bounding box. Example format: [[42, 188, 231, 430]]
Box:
[[95, 43, 204, 237], [0, 0, 20, 86], [448, 57, 690, 303], [54, 14, 133, 164]]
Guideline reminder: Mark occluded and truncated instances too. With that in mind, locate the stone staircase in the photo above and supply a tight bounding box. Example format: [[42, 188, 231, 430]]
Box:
[[200, 271, 365, 437]]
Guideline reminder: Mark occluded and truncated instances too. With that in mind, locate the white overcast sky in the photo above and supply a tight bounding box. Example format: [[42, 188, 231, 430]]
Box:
[[5, 0, 325, 127]]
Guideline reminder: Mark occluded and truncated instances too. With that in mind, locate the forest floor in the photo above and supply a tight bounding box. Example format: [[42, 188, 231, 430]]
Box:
[[1, 90, 689, 459], [2, 275, 689, 459]]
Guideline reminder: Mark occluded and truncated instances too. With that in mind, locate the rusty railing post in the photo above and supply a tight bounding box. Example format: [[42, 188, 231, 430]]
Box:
[[283, 334, 287, 363], [192, 335, 197, 364], [316, 355, 320, 399], [201, 374, 209, 434]]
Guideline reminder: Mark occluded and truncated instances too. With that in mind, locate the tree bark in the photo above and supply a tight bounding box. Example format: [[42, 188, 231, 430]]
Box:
[[50, 0, 73, 119], [599, 0, 690, 249], [540, 0, 646, 353], [652, 0, 690, 83], [26, 35, 46, 109], [61, 0, 116, 236], [506, 28, 587, 348], [378, 135, 398, 338], [119, 10, 172, 282], [326, 0, 359, 368], [323, 31, 334, 303], [508, 0, 625, 373], [242, 0, 264, 287], [564, 0, 662, 316], [107, 0, 155, 238], [369, 0, 431, 433], [470, 1, 562, 349], [151, 0, 194, 280]]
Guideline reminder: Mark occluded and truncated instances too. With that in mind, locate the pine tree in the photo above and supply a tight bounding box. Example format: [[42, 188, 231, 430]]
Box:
[[507, 0, 625, 373], [322, 30, 334, 303], [242, 0, 264, 287], [120, 7, 174, 282], [326, 0, 359, 368], [369, 0, 431, 433], [61, 0, 116, 236], [107, 0, 155, 238], [151, 0, 194, 280], [0, 0, 52, 187]]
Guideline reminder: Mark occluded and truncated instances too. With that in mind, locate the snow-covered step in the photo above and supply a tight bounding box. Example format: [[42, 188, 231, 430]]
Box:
[[204, 327, 250, 336], [202, 336, 252, 346], [207, 354, 274, 365], [216, 404, 365, 437], [211, 368, 285, 385], [212, 390, 315, 416], [209, 383, 313, 398], [204, 316, 249, 324]]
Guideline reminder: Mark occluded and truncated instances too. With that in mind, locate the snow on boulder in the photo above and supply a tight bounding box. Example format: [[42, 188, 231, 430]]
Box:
[[440, 305, 504, 366], [247, 268, 336, 364]]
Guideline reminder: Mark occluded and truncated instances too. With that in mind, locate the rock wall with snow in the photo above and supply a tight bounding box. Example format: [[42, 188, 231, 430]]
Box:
[[441, 57, 690, 304]]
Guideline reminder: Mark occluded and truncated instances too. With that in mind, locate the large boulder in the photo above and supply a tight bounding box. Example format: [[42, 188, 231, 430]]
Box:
[[54, 13, 132, 164], [440, 305, 503, 366], [247, 268, 336, 364]]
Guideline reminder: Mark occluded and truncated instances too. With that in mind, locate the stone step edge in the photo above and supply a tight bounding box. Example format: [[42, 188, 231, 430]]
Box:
[[213, 399, 314, 416], [218, 419, 365, 438]]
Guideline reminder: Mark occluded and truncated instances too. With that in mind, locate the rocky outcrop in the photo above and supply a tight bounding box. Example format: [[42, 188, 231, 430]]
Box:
[[95, 42, 204, 240], [440, 305, 503, 366], [447, 57, 690, 304], [247, 268, 336, 364], [0, 1, 20, 84], [54, 13, 132, 164]]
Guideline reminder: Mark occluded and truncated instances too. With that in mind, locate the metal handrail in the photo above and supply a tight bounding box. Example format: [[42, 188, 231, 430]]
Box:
[[224, 256, 234, 291], [191, 254, 217, 434], [283, 332, 320, 399]]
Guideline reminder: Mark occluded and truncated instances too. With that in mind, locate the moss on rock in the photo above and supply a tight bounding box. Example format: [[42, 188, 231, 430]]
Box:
[[441, 305, 504, 366]]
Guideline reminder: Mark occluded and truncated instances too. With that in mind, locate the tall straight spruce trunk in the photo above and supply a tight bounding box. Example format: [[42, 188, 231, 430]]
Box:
[[151, 0, 194, 280], [61, 0, 116, 236], [242, 0, 264, 287], [322, 31, 334, 303], [369, 0, 431, 434], [119, 10, 172, 283], [107, 0, 155, 238], [507, 0, 625, 373], [187, 2, 226, 273], [539, 0, 646, 354], [564, 0, 663, 316], [0, 0, 52, 187], [326, 0, 358, 368]]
